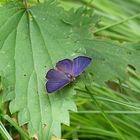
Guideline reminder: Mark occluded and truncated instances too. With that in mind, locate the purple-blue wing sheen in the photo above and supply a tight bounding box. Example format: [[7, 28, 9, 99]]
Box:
[[46, 69, 70, 93], [56, 59, 73, 74], [72, 56, 91, 77]]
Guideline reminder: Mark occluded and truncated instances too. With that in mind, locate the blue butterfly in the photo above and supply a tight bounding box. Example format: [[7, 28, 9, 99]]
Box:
[[45, 56, 91, 93]]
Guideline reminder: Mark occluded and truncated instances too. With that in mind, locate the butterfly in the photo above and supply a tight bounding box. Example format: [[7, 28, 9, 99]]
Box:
[[45, 56, 91, 93]]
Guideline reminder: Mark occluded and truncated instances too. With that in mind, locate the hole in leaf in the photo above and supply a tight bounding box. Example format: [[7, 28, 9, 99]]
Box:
[[127, 64, 136, 71]]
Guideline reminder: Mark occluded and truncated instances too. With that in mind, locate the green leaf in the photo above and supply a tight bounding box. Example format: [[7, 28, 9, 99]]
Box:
[[0, 1, 97, 139], [84, 39, 140, 84]]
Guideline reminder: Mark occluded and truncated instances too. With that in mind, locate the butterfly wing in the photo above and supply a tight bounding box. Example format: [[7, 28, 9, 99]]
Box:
[[72, 56, 91, 77], [56, 59, 73, 74], [46, 69, 70, 93]]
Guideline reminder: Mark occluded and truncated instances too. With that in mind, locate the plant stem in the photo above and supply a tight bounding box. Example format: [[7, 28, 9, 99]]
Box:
[[71, 110, 140, 114], [75, 88, 140, 110], [94, 13, 140, 33], [2, 115, 30, 140], [0, 121, 13, 140], [85, 85, 127, 140]]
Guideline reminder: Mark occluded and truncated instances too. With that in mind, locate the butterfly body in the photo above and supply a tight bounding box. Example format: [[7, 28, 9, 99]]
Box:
[[46, 56, 91, 93], [66, 73, 75, 81]]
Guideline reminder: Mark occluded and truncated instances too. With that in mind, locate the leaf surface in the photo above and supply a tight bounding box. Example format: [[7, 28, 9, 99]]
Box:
[[84, 39, 140, 84], [0, 1, 92, 139]]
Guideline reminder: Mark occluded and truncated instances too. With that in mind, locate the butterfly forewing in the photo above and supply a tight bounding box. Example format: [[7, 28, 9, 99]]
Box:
[[72, 56, 91, 77], [56, 59, 73, 74]]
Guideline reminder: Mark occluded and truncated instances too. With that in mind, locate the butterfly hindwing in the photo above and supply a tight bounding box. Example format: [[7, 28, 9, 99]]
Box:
[[46, 69, 70, 93]]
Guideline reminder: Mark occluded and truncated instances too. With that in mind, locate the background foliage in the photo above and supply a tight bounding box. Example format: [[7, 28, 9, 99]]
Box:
[[0, 0, 140, 140]]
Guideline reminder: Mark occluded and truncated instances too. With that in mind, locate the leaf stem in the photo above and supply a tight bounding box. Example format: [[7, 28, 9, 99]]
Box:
[[23, 0, 28, 9]]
